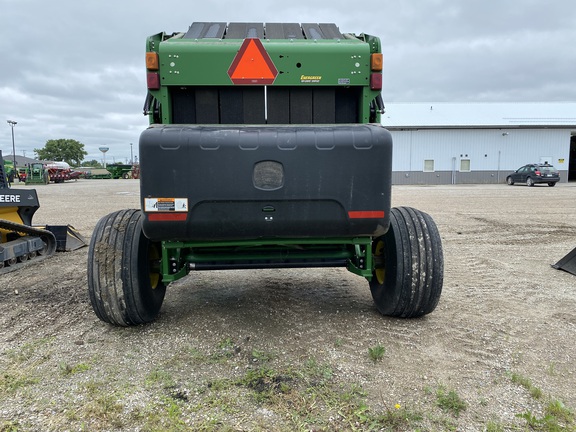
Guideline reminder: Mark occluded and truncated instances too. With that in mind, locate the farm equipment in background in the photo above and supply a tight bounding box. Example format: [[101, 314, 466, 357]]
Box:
[[45, 162, 81, 183], [3, 159, 16, 183], [82, 168, 112, 179], [87, 22, 444, 326], [17, 168, 27, 182], [0, 151, 87, 274], [25, 163, 50, 185], [106, 163, 141, 179], [107, 163, 132, 179]]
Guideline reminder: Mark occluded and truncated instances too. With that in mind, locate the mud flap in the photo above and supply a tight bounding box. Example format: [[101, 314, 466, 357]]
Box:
[[552, 246, 576, 276], [43, 225, 87, 251]]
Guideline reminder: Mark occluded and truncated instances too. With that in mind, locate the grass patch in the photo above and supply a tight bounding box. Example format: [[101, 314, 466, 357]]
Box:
[[517, 399, 575, 431], [0, 420, 20, 432], [251, 349, 275, 363], [435, 386, 467, 417], [484, 420, 505, 432], [510, 371, 543, 400], [368, 343, 386, 363], [510, 371, 575, 430], [59, 361, 91, 376], [0, 370, 40, 394], [5, 337, 54, 363], [194, 357, 428, 430], [146, 368, 176, 389], [133, 396, 188, 431], [62, 380, 125, 429]]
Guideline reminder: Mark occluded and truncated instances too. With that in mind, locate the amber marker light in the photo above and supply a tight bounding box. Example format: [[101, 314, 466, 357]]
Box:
[[146, 52, 159, 70], [370, 53, 383, 71]]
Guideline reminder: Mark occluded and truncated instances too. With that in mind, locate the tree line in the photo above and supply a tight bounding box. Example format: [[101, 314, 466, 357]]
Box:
[[33, 139, 133, 168]]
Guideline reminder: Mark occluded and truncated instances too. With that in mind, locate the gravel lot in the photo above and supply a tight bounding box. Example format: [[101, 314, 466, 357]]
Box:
[[1, 179, 575, 431]]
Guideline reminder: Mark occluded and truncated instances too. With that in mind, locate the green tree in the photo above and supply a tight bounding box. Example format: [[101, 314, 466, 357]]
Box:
[[81, 159, 103, 168], [35, 139, 88, 166]]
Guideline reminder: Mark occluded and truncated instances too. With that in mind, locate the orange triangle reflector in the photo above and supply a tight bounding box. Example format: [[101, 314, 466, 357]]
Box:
[[228, 38, 278, 85]]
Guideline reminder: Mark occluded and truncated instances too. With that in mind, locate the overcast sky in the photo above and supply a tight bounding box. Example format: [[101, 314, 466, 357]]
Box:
[[1, 0, 575, 163]]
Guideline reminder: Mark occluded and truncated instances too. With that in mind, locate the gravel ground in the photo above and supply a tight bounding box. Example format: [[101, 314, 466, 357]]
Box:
[[1, 179, 575, 431]]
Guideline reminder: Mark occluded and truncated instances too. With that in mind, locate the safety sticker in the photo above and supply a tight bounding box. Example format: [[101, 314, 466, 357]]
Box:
[[144, 198, 188, 212]]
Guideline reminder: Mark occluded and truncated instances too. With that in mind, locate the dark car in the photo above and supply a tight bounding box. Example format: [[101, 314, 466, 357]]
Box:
[[506, 163, 560, 187]]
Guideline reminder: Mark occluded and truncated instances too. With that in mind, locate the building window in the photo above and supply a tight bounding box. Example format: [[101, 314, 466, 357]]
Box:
[[423, 159, 435, 172], [460, 159, 471, 172]]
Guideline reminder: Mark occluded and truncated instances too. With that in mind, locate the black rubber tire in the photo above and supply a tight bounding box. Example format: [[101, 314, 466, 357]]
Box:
[[369, 206, 443, 318], [548, 182, 556, 187], [526, 177, 534, 187], [87, 209, 166, 326], [506, 176, 514, 185]]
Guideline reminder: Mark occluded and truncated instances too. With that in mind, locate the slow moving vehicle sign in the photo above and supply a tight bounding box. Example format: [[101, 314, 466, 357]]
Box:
[[227, 38, 278, 84]]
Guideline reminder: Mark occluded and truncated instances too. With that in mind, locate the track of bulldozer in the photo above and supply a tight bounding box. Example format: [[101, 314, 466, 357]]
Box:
[[0, 219, 57, 274]]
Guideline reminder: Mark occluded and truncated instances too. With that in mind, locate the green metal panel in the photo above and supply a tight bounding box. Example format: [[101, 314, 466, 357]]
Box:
[[158, 39, 371, 87], [145, 26, 383, 125]]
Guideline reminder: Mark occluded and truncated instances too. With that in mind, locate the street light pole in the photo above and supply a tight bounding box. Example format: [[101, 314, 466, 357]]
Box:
[[130, 142, 133, 165], [7, 120, 17, 176]]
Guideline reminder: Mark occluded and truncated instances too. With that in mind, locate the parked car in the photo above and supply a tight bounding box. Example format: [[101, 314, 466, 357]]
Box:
[[506, 163, 560, 187]]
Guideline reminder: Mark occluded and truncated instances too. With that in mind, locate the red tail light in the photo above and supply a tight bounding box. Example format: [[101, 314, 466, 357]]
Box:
[[370, 73, 382, 90], [147, 72, 160, 90], [535, 170, 541, 176]]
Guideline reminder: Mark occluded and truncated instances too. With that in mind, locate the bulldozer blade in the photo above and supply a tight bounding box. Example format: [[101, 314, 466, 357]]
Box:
[[552, 246, 576, 276], [43, 225, 87, 251]]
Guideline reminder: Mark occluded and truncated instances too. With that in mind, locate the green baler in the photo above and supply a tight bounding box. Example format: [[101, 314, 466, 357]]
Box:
[[87, 22, 443, 326]]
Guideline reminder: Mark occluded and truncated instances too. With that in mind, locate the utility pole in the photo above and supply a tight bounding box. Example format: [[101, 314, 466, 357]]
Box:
[[7, 120, 17, 173]]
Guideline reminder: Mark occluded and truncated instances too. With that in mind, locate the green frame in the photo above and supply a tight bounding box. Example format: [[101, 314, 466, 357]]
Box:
[[160, 237, 374, 283]]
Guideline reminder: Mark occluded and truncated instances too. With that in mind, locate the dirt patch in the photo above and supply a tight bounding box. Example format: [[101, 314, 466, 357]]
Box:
[[1, 179, 575, 430]]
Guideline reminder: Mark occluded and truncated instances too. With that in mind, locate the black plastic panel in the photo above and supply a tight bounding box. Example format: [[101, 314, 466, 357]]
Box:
[[184, 22, 227, 39], [183, 22, 342, 40], [226, 23, 265, 39], [265, 23, 304, 39], [171, 87, 265, 124], [172, 86, 358, 125], [140, 124, 392, 241]]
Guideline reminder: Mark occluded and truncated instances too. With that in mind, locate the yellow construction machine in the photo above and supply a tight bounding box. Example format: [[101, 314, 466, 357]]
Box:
[[1, 151, 85, 274]]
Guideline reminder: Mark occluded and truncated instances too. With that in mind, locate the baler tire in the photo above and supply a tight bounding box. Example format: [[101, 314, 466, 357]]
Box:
[[87, 209, 166, 326], [369, 206, 443, 318]]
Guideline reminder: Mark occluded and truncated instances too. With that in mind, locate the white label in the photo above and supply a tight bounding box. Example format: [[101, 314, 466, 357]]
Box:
[[144, 198, 188, 212]]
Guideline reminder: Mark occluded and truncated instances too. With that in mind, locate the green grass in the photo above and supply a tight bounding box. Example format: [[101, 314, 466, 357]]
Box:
[[0, 370, 40, 394], [59, 361, 91, 376], [511, 371, 543, 399], [368, 342, 386, 363], [435, 386, 467, 417], [145, 368, 176, 388], [0, 420, 20, 432], [0, 340, 52, 395], [510, 371, 575, 431]]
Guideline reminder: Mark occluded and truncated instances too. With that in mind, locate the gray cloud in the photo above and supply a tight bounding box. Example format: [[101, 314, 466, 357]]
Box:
[[1, 0, 574, 161]]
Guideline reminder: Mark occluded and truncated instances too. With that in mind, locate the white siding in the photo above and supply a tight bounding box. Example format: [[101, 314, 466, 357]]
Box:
[[390, 128, 571, 174]]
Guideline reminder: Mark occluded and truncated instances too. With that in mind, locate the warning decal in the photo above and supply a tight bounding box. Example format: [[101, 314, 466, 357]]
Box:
[[144, 198, 188, 212], [228, 38, 278, 85]]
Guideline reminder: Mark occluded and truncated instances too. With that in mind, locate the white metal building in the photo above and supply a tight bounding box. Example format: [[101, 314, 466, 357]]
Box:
[[381, 102, 576, 184]]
